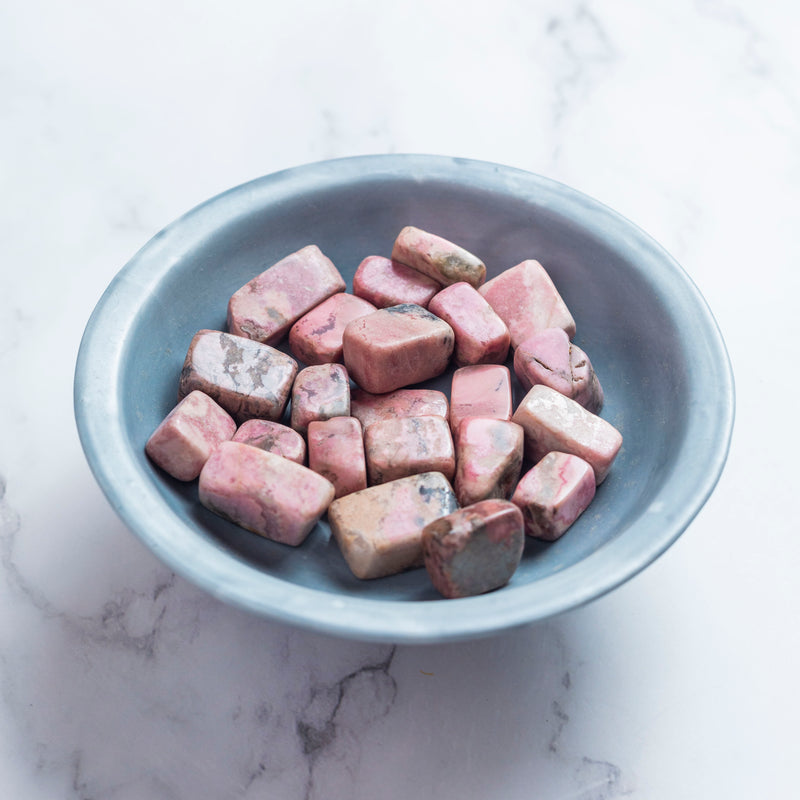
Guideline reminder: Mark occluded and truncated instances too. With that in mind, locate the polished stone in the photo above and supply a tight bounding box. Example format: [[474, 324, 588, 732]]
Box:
[[307, 416, 367, 498], [290, 363, 350, 434], [352, 255, 441, 308], [449, 364, 513, 435], [231, 419, 306, 464], [350, 388, 449, 431]]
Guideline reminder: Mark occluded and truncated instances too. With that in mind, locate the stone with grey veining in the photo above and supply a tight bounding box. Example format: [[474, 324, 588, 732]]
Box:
[[231, 419, 306, 464], [290, 363, 351, 435], [353, 255, 442, 308]]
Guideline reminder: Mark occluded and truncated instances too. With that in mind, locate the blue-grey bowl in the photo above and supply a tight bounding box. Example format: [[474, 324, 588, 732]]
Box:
[[74, 155, 734, 643]]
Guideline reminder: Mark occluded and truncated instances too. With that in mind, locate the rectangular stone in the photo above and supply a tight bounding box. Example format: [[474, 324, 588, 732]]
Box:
[[449, 364, 513, 435], [392, 226, 486, 288], [232, 419, 306, 464], [353, 255, 441, 309], [350, 388, 449, 431], [290, 363, 351, 435], [307, 417, 367, 498]]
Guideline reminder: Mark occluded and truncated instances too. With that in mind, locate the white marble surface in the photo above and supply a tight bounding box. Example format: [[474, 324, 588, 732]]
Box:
[[0, 1, 797, 797]]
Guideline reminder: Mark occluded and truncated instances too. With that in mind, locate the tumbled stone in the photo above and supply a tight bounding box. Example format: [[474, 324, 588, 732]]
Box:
[[307, 417, 367, 499], [328, 471, 458, 579], [178, 329, 298, 423], [449, 364, 513, 435], [511, 452, 596, 541], [227, 244, 346, 345], [290, 363, 350, 435], [342, 304, 454, 394], [364, 415, 455, 485], [392, 226, 486, 288], [512, 385, 623, 484], [198, 441, 335, 546], [427, 282, 510, 366], [422, 499, 525, 598], [146, 390, 236, 481], [514, 328, 604, 414], [454, 418, 524, 506], [232, 419, 306, 464], [353, 255, 441, 308], [350, 388, 449, 431], [288, 292, 377, 365], [478, 259, 576, 347]]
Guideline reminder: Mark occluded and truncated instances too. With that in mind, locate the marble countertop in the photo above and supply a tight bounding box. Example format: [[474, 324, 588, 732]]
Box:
[[1, 1, 796, 797]]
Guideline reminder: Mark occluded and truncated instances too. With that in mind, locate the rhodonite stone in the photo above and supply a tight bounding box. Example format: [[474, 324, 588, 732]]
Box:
[[454, 418, 524, 506], [198, 441, 335, 546], [227, 244, 346, 345], [342, 304, 454, 394], [145, 390, 236, 481], [350, 388, 449, 431], [288, 292, 377, 365], [427, 282, 510, 366], [449, 364, 513, 435], [352, 255, 441, 309], [232, 419, 306, 464], [512, 385, 622, 484], [307, 417, 367, 498], [290, 363, 350, 435], [364, 415, 455, 484], [514, 328, 604, 414], [391, 226, 486, 289], [478, 260, 576, 347], [328, 471, 458, 579], [511, 452, 596, 541], [178, 329, 298, 423], [422, 499, 525, 598]]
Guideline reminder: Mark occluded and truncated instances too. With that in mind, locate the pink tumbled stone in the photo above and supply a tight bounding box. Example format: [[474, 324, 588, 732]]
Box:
[[514, 328, 604, 414], [328, 471, 458, 579], [511, 452, 596, 541], [392, 226, 486, 289], [350, 388, 449, 431], [449, 364, 513, 435], [454, 418, 524, 507], [364, 415, 455, 485], [307, 417, 367, 499], [232, 419, 306, 464], [428, 282, 510, 366], [422, 499, 525, 598], [145, 390, 236, 481], [288, 292, 377, 365], [512, 385, 623, 484], [198, 441, 335, 546], [353, 255, 441, 309], [178, 329, 298, 423], [227, 245, 346, 345], [290, 363, 350, 435], [478, 260, 576, 347], [342, 304, 454, 394]]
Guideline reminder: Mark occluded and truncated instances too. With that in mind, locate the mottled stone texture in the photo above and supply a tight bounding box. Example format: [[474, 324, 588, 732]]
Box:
[[479, 259, 576, 347], [342, 304, 454, 394], [514, 328, 604, 414], [227, 244, 346, 345], [392, 226, 486, 289], [288, 292, 376, 365], [178, 329, 298, 423], [512, 385, 623, 484], [427, 281, 510, 367], [290, 363, 350, 435], [328, 471, 458, 579], [350, 388, 449, 431], [145, 390, 236, 481], [198, 441, 335, 546], [307, 417, 367, 499], [353, 255, 441, 308], [232, 419, 306, 464], [449, 364, 513, 435], [422, 499, 525, 598], [511, 452, 596, 541]]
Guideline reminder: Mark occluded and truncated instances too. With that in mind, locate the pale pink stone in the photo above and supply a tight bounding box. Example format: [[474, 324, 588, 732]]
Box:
[[511, 452, 596, 541], [307, 417, 367, 499], [478, 260, 576, 347], [512, 385, 623, 484], [290, 363, 350, 434], [364, 415, 455, 485], [342, 304, 454, 394], [422, 499, 524, 598], [227, 245, 346, 345], [178, 329, 297, 423], [198, 441, 335, 546], [350, 388, 449, 431], [391, 226, 486, 288], [288, 293, 377, 365], [328, 471, 458, 579], [427, 282, 510, 367], [353, 255, 441, 308], [514, 328, 604, 414], [454, 418, 524, 506], [232, 419, 306, 464], [449, 364, 513, 435], [145, 390, 236, 481]]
